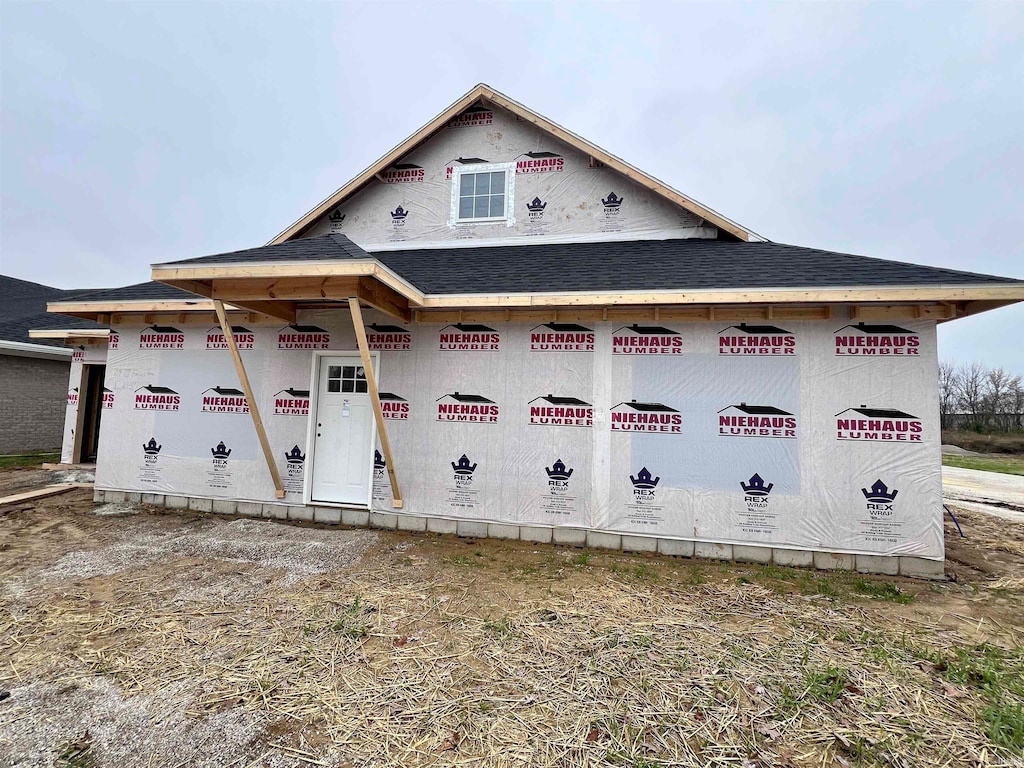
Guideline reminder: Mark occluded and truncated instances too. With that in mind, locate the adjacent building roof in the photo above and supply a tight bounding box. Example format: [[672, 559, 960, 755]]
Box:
[[0, 275, 106, 346], [157, 233, 1023, 295]]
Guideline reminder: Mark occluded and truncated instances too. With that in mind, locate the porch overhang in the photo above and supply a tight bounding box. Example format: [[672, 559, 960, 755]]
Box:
[[29, 328, 111, 346], [150, 259, 422, 323]]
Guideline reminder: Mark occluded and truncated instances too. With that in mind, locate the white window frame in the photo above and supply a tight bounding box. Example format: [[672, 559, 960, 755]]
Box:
[[449, 162, 516, 227]]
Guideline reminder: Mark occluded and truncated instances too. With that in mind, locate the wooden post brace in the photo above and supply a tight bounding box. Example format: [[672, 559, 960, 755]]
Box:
[[348, 297, 404, 509], [213, 300, 286, 499]]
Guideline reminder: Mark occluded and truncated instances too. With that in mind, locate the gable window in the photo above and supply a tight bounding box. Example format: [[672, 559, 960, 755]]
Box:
[[450, 162, 515, 226]]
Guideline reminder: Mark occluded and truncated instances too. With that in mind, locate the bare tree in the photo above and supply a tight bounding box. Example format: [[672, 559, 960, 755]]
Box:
[[938, 361, 959, 429], [956, 362, 986, 430]]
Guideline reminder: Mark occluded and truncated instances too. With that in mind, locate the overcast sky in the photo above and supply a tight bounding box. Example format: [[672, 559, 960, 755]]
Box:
[[1, 1, 1021, 369]]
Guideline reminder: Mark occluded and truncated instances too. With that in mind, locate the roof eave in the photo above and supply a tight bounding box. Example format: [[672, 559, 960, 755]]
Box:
[[413, 283, 1024, 309], [0, 338, 74, 360]]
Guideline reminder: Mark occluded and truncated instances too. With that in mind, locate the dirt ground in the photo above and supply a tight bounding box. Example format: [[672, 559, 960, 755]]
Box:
[[1, 469, 1022, 767]]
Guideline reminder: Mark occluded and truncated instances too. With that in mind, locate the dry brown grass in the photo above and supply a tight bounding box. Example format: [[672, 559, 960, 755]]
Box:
[[1, 489, 1023, 766]]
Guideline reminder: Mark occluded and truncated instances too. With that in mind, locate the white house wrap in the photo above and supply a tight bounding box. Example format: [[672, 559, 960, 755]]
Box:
[[87, 312, 942, 559]]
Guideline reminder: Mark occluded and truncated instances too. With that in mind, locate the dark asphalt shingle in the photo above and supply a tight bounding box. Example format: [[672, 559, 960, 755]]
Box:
[[0, 275, 107, 345], [160, 234, 1023, 294], [164, 234, 371, 266], [375, 240, 1023, 294], [61, 282, 204, 302]]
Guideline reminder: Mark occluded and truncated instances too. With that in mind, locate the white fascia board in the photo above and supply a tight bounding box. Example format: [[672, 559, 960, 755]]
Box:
[[0, 339, 74, 360]]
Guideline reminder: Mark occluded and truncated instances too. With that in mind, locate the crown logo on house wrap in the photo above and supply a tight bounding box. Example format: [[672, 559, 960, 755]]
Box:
[[143, 438, 162, 455], [374, 450, 386, 470], [545, 459, 573, 481], [630, 467, 659, 489], [211, 442, 231, 459], [602, 192, 624, 208], [285, 445, 305, 464], [526, 197, 547, 212], [328, 208, 344, 223], [862, 479, 898, 503], [391, 206, 409, 220], [741, 473, 773, 497], [452, 454, 477, 475]]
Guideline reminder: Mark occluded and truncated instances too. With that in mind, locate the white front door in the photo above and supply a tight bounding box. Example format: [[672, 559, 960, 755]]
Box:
[[310, 354, 376, 506]]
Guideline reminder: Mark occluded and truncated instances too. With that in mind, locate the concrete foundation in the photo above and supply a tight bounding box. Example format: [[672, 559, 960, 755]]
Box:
[[621, 535, 658, 553], [92, 490, 945, 579], [734, 545, 772, 564], [772, 548, 814, 568], [695, 542, 733, 561]]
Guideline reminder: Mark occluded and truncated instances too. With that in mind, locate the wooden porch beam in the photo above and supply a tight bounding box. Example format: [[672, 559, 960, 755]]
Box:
[[357, 277, 413, 322], [213, 300, 285, 499], [224, 299, 296, 322], [348, 297, 404, 509], [209, 276, 361, 301]]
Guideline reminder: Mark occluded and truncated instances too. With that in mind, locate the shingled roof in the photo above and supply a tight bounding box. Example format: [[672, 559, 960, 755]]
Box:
[[160, 234, 1022, 295], [0, 275, 106, 346]]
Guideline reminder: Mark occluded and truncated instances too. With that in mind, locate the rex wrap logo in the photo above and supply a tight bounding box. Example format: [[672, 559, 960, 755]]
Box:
[[278, 324, 330, 350], [380, 392, 409, 420], [284, 445, 305, 483], [140, 325, 184, 350], [834, 323, 920, 356], [439, 323, 500, 351], [862, 479, 898, 516], [327, 208, 345, 231], [451, 453, 477, 487], [201, 386, 249, 414], [142, 437, 162, 465], [206, 326, 254, 350], [611, 401, 682, 434], [836, 407, 923, 443], [630, 467, 660, 502], [546, 458, 573, 490], [274, 388, 309, 416], [134, 385, 180, 411], [530, 323, 594, 352], [390, 206, 409, 228], [528, 395, 593, 427], [612, 325, 682, 355], [526, 197, 547, 221], [379, 163, 425, 183], [741, 473, 773, 509], [366, 323, 412, 351], [515, 151, 564, 174], [437, 392, 499, 424], [374, 450, 387, 482], [718, 403, 797, 439], [719, 323, 796, 356], [447, 105, 493, 128]]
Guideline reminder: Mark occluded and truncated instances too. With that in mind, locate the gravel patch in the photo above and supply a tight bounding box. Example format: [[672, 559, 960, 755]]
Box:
[[92, 502, 141, 516], [51, 469, 96, 484], [0, 676, 346, 767], [4, 516, 379, 599]]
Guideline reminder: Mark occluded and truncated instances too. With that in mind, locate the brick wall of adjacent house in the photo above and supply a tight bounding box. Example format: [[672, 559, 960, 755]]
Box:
[[0, 354, 71, 454]]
